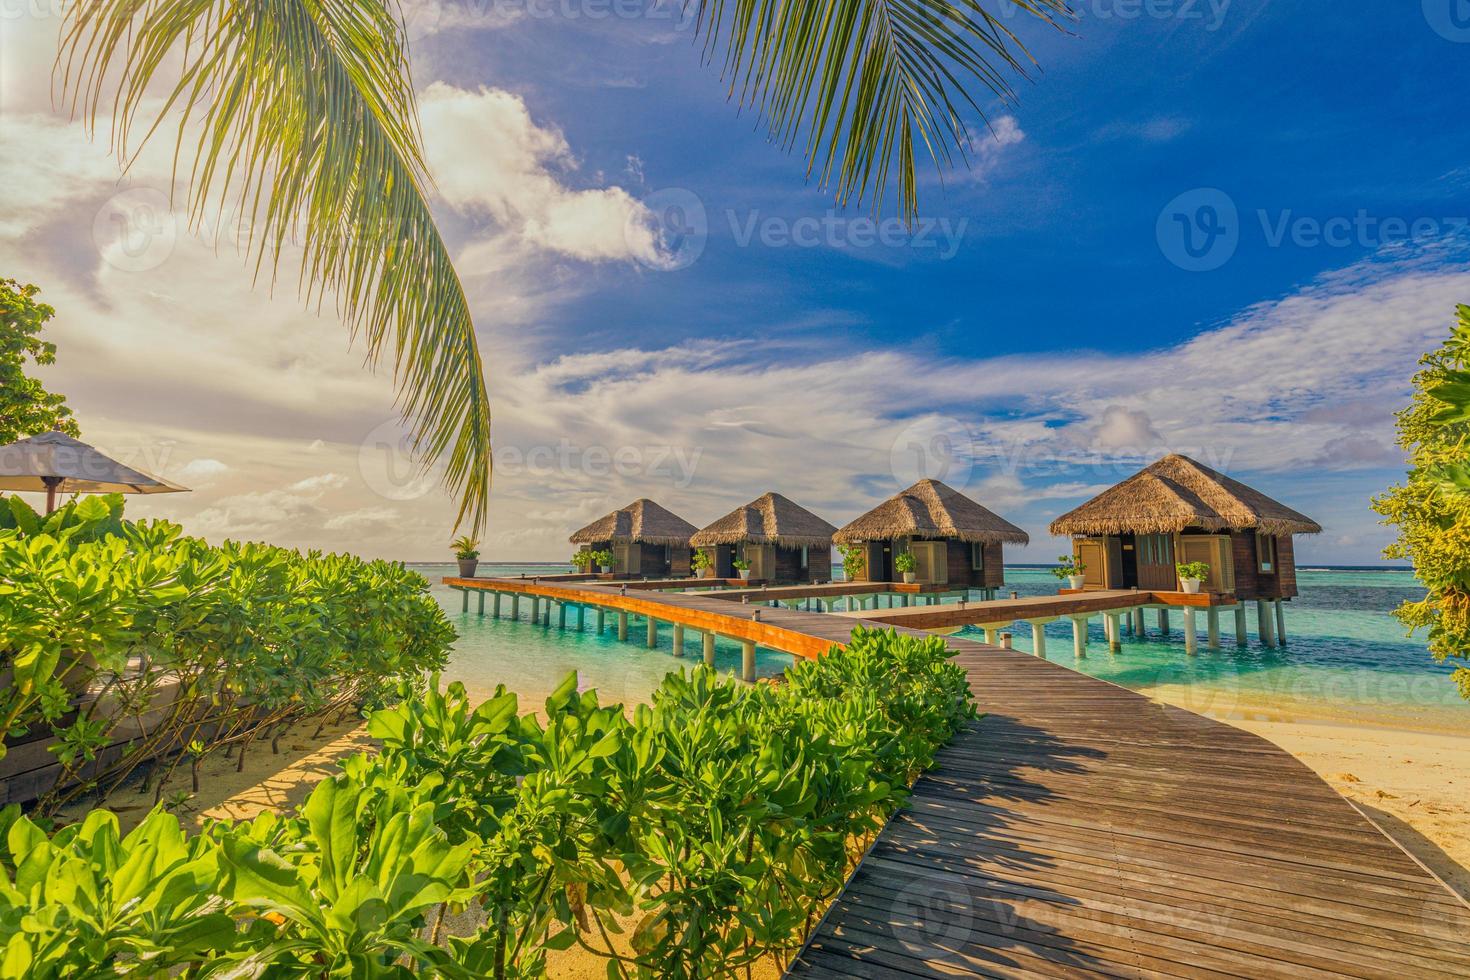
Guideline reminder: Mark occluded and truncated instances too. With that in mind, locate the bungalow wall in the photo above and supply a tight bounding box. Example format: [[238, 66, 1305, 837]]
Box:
[[1230, 531, 1297, 600], [942, 541, 1004, 589]]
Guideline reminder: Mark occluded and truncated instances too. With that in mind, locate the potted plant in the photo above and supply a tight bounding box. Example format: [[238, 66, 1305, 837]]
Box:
[[452, 536, 481, 578], [1176, 560, 1210, 594], [838, 544, 865, 582], [1053, 554, 1086, 590], [732, 558, 751, 581], [570, 551, 593, 574], [691, 549, 713, 578], [894, 550, 917, 584], [590, 549, 612, 574]]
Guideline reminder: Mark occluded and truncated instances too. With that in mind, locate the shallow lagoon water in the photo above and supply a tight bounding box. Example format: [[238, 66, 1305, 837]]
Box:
[[421, 564, 1469, 732]]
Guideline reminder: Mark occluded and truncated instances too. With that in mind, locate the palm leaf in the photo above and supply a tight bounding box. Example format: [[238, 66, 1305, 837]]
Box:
[[58, 0, 492, 532], [693, 0, 1071, 218]]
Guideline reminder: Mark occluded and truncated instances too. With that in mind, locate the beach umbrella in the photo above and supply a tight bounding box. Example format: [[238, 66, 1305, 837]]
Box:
[[0, 430, 189, 512]]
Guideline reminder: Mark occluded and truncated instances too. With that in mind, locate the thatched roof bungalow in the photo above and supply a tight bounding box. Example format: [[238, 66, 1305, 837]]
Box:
[[834, 479, 1029, 588], [1049, 454, 1320, 599], [690, 492, 837, 582], [570, 498, 698, 577]]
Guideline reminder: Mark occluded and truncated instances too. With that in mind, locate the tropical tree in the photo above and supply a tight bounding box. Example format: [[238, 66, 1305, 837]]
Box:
[[0, 279, 79, 444], [1374, 304, 1470, 699], [57, 0, 1068, 531]]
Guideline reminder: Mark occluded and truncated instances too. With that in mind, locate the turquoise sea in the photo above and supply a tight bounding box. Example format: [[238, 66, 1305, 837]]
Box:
[[419, 564, 1469, 733]]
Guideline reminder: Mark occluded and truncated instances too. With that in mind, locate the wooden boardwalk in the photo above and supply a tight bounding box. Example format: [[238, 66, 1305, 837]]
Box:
[[447, 577, 1470, 977]]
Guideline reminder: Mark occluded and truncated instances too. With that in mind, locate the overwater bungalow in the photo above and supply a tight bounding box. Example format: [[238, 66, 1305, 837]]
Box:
[[1049, 454, 1320, 622], [570, 498, 697, 577], [833, 479, 1029, 592], [690, 492, 837, 583]]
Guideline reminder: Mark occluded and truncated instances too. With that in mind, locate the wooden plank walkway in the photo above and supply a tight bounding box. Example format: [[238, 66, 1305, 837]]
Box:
[[447, 577, 1470, 977]]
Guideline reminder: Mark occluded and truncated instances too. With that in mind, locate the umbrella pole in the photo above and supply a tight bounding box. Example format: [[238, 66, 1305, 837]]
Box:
[[43, 476, 61, 514]]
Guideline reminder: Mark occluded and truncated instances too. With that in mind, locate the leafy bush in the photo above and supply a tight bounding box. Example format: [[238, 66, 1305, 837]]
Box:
[[730, 558, 750, 571], [571, 550, 594, 570], [690, 549, 713, 572], [1176, 560, 1210, 582], [0, 493, 454, 814], [0, 627, 975, 977], [1051, 553, 1085, 580], [893, 550, 916, 573], [837, 543, 865, 580], [1375, 304, 1470, 699]]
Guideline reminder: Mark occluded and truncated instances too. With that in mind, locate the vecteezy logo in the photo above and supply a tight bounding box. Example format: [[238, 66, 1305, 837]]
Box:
[[92, 187, 178, 273], [889, 416, 975, 489], [1156, 187, 1239, 272], [1424, 0, 1470, 41], [357, 418, 445, 502], [630, 188, 708, 271]]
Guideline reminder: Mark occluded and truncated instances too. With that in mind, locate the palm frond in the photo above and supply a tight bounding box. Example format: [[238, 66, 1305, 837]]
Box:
[[58, 0, 492, 532], [694, 0, 1071, 218]]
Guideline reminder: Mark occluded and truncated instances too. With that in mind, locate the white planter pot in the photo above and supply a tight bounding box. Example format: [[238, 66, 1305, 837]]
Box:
[[738, 569, 750, 580], [1067, 575, 1085, 590], [1180, 578, 1202, 594], [902, 571, 916, 584]]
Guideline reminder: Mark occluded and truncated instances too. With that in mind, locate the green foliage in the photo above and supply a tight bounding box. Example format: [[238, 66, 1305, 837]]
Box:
[[1176, 561, 1210, 582], [452, 536, 481, 561], [1374, 304, 1470, 699], [730, 558, 751, 571], [570, 551, 594, 570], [0, 279, 79, 444], [893, 550, 916, 573], [837, 543, 866, 580], [0, 627, 974, 977], [690, 549, 713, 572], [590, 549, 613, 570], [0, 493, 454, 809], [1051, 554, 1085, 580]]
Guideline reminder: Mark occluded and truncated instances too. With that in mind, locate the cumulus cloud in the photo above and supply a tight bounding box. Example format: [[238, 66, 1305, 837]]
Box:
[[418, 84, 668, 267]]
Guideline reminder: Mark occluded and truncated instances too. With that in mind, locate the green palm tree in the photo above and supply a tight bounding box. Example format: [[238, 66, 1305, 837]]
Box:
[[58, 0, 1067, 533]]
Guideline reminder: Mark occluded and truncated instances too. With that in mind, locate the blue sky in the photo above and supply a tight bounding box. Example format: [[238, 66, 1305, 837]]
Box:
[[3, 2, 1469, 562]]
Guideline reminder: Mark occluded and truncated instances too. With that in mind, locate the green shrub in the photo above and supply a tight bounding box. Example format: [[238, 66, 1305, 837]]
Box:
[[0, 627, 974, 977], [0, 493, 454, 814], [1175, 560, 1210, 582], [893, 550, 916, 573]]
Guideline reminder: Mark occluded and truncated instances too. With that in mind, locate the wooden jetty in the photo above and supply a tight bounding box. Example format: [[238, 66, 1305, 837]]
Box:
[[446, 576, 1470, 977]]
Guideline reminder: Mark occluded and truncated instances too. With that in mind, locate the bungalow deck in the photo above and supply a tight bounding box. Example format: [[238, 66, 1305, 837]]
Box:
[[446, 576, 1470, 977]]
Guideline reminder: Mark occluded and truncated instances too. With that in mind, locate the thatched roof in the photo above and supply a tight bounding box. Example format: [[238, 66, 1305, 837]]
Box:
[[833, 479, 1030, 546], [1048, 454, 1322, 537], [569, 498, 697, 546], [690, 492, 837, 549]]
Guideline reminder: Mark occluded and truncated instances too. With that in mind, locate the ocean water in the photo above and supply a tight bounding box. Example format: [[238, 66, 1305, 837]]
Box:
[[420, 564, 1470, 733]]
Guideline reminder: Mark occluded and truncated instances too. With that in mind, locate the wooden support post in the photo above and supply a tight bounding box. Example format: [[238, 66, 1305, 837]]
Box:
[[672, 624, 685, 657], [1234, 604, 1247, 646], [493, 593, 502, 619], [1157, 607, 1170, 637], [529, 596, 540, 625], [617, 611, 629, 642], [558, 602, 567, 630], [511, 594, 520, 620], [1183, 608, 1198, 656], [577, 605, 586, 631], [741, 641, 756, 683], [1274, 600, 1287, 645], [1000, 632, 1013, 650], [1030, 621, 1048, 659], [1106, 612, 1122, 653], [703, 632, 716, 667], [477, 591, 485, 616], [1258, 599, 1277, 647], [983, 627, 999, 646], [647, 617, 658, 649], [1072, 616, 1088, 659], [1206, 608, 1220, 649], [1133, 607, 1145, 637], [460, 589, 469, 613], [596, 607, 605, 633]]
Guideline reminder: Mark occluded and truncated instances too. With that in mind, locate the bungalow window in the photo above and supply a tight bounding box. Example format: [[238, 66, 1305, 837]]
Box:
[[1140, 534, 1174, 565], [970, 542, 985, 571], [1256, 532, 1277, 574]]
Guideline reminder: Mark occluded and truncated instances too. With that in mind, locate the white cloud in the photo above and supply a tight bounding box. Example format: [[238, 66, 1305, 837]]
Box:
[[418, 83, 667, 267]]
